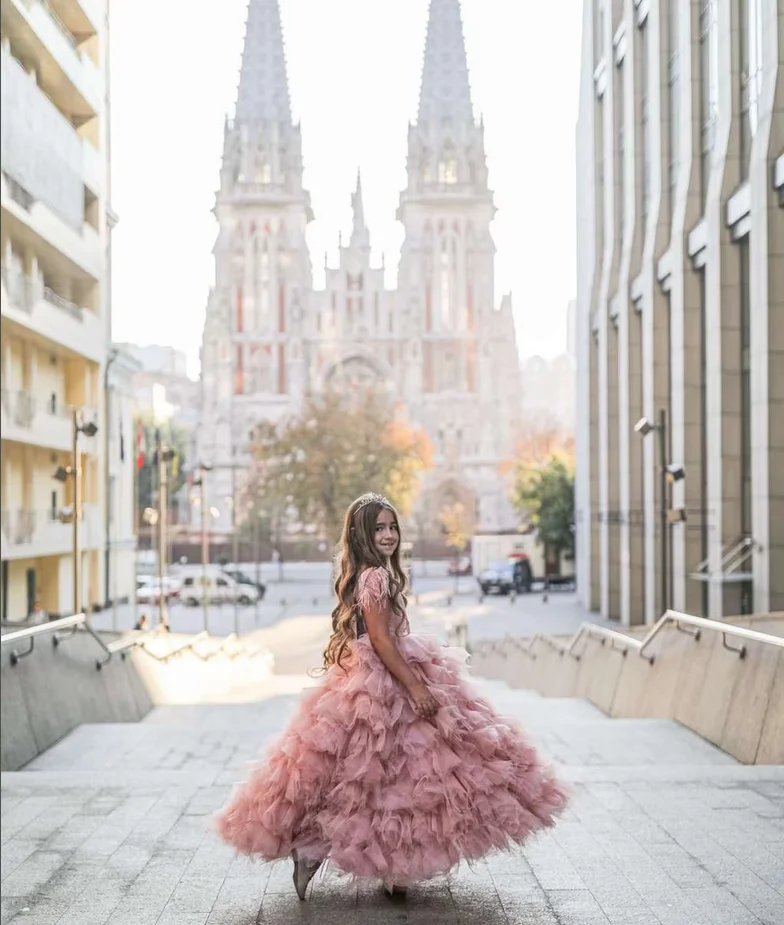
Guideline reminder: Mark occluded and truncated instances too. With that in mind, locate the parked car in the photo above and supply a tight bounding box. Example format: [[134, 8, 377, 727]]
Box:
[[221, 568, 266, 599], [447, 555, 472, 577], [136, 576, 182, 604], [181, 575, 260, 607], [477, 558, 532, 596]]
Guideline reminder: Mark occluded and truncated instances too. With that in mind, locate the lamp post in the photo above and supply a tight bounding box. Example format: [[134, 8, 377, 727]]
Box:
[[155, 433, 175, 627], [193, 463, 212, 633], [54, 411, 98, 616], [635, 409, 685, 615]]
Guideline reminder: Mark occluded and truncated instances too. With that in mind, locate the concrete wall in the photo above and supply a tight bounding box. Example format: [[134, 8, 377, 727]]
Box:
[[1, 628, 153, 771], [470, 614, 784, 764]]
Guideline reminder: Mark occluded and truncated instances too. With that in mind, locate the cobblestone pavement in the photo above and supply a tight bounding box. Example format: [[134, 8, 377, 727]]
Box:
[[3, 671, 783, 925]]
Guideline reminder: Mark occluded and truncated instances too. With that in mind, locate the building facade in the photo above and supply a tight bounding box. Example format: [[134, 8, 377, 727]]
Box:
[[575, 0, 783, 623], [197, 0, 521, 537], [0, 0, 132, 619]]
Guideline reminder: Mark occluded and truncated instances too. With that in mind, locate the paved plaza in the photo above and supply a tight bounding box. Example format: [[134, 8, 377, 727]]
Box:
[[2, 571, 783, 924]]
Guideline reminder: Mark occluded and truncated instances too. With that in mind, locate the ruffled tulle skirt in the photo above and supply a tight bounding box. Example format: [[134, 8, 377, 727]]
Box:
[[214, 633, 568, 886]]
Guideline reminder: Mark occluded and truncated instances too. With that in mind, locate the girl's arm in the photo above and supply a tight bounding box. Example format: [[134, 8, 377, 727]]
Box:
[[359, 569, 439, 719], [362, 598, 423, 695]]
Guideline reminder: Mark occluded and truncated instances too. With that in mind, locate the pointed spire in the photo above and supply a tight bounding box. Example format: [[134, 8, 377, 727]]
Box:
[[235, 0, 291, 124], [417, 0, 474, 125], [350, 168, 370, 250]]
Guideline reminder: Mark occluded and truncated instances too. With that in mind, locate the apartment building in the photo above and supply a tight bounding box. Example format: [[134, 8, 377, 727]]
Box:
[[575, 0, 782, 623], [0, 0, 128, 620]]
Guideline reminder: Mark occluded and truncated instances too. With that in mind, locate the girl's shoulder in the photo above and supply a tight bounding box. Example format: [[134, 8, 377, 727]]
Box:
[[356, 566, 391, 608]]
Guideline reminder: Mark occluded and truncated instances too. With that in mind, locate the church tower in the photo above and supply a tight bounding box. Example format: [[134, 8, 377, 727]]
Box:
[[397, 0, 518, 533], [198, 0, 312, 533]]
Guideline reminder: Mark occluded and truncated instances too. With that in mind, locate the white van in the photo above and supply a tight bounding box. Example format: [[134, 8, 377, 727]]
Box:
[[181, 574, 260, 606]]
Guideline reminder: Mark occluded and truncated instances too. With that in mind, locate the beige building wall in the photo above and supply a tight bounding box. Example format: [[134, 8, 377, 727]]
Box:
[[576, 0, 783, 623], [0, 0, 131, 620]]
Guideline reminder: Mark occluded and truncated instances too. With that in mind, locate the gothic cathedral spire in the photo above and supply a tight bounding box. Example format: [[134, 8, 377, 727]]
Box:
[[417, 0, 474, 126], [235, 0, 291, 125]]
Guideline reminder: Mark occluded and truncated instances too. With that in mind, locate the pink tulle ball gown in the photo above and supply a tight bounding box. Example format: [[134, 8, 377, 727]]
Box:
[[215, 566, 569, 887]]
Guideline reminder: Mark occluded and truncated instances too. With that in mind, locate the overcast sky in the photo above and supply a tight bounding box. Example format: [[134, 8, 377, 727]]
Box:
[[109, 0, 582, 377]]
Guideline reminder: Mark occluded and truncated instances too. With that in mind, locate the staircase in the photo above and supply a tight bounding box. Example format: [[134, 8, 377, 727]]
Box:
[[3, 672, 782, 925]]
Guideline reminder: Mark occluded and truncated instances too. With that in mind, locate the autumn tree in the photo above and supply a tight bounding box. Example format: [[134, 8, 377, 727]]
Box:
[[439, 501, 471, 590], [240, 389, 432, 541]]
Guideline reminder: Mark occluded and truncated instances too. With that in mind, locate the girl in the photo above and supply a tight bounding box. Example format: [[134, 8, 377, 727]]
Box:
[[215, 493, 568, 900]]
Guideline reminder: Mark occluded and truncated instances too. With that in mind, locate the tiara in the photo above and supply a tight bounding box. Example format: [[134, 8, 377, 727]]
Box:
[[355, 493, 390, 512]]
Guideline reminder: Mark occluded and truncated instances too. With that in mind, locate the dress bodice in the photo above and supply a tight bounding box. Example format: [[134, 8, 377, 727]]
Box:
[[355, 566, 409, 638]]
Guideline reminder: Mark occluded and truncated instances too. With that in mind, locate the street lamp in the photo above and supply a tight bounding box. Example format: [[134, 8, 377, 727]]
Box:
[[634, 409, 684, 614], [192, 463, 213, 633], [155, 437, 176, 627], [52, 411, 98, 615]]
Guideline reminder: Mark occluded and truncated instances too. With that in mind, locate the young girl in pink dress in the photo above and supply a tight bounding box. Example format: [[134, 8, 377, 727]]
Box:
[[215, 493, 568, 900]]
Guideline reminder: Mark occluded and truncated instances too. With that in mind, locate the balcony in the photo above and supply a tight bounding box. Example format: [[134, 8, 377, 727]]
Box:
[[0, 504, 102, 561], [2, 0, 102, 119], [1, 50, 104, 278], [0, 388, 98, 454], [1, 264, 105, 362], [48, 0, 102, 38]]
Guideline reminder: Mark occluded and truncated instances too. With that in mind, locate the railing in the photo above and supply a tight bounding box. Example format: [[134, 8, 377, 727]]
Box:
[[13, 390, 35, 427], [1, 613, 87, 665], [43, 286, 84, 320], [8, 510, 37, 545], [472, 610, 784, 669], [37, 0, 80, 49], [2, 614, 271, 671]]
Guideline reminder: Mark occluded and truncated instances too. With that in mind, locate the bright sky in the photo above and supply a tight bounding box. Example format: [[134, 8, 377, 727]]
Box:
[[110, 0, 582, 378]]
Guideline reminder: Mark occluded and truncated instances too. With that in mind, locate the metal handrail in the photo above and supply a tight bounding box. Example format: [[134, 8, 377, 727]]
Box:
[[1, 613, 86, 665], [472, 610, 783, 669], [565, 609, 784, 664], [96, 625, 166, 669]]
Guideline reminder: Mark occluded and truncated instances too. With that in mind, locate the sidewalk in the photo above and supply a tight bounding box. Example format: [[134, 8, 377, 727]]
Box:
[[2, 675, 782, 924]]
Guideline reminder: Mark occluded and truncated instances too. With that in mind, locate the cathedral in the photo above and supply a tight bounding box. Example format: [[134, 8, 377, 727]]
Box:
[[197, 0, 522, 538]]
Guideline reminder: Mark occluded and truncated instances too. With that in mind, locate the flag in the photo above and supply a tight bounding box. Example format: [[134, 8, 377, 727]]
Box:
[[136, 420, 146, 470]]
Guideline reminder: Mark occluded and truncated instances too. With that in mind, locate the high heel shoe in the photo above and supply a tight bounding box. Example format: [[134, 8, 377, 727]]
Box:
[[384, 885, 407, 903], [291, 851, 321, 901]]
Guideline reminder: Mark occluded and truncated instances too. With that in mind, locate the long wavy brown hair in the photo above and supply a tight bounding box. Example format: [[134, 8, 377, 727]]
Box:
[[322, 494, 408, 671]]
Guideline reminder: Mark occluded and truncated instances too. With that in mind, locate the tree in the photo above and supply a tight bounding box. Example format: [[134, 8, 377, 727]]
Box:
[[241, 389, 432, 540], [135, 418, 189, 524], [512, 456, 575, 559], [440, 501, 471, 590]]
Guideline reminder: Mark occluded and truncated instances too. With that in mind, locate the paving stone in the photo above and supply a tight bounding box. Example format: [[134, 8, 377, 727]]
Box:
[[1, 674, 783, 924]]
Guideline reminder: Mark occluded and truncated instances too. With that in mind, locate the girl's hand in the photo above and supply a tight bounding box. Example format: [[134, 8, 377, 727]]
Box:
[[410, 683, 439, 720]]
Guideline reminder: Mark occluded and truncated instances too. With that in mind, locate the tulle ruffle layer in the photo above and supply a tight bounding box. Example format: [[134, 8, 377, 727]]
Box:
[[214, 633, 568, 886]]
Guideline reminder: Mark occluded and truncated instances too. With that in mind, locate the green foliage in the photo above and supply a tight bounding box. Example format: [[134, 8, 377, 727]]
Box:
[[241, 389, 432, 537], [136, 419, 188, 518], [512, 456, 575, 555]]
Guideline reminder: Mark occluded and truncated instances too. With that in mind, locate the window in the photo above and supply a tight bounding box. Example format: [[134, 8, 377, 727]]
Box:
[[639, 18, 650, 225], [595, 4, 605, 65], [740, 0, 763, 177], [440, 241, 451, 326], [616, 58, 625, 241], [699, 0, 719, 208], [438, 156, 458, 184], [258, 244, 270, 329], [739, 238, 752, 538], [217, 577, 228, 587], [667, 0, 679, 222]]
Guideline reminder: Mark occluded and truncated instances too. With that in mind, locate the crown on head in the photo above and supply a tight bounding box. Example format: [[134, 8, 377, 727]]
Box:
[[355, 493, 391, 513]]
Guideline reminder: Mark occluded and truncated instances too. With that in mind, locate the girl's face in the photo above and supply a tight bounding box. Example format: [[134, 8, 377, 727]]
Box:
[[373, 508, 400, 558]]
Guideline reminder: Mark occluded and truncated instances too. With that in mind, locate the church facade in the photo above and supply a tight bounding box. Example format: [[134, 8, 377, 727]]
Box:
[[197, 0, 521, 538]]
